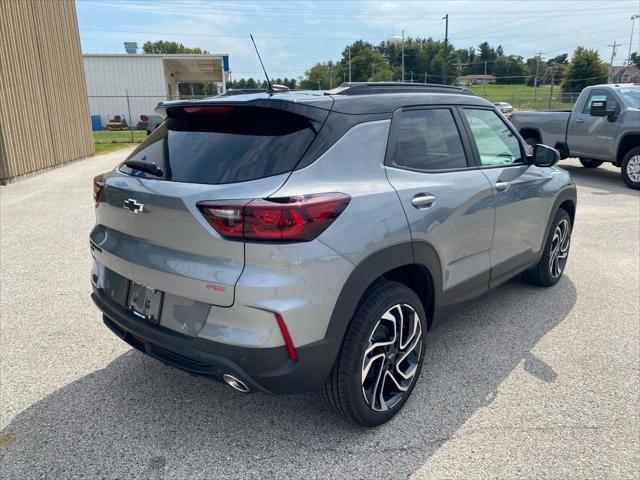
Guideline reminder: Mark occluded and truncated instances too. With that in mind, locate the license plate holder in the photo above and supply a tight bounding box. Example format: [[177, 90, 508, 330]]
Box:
[[127, 282, 164, 324]]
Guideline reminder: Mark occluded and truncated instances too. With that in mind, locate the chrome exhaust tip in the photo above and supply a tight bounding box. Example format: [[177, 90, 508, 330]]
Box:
[[222, 374, 250, 393]]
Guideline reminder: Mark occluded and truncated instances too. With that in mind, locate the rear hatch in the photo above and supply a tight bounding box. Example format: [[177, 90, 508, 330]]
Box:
[[91, 99, 330, 307]]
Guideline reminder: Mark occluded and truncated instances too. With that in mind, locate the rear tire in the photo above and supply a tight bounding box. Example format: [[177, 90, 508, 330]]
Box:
[[579, 158, 603, 168], [324, 281, 427, 427], [621, 147, 640, 190], [524, 209, 572, 287]]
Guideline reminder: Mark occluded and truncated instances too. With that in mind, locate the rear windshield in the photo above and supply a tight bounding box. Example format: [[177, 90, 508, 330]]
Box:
[[120, 106, 316, 184]]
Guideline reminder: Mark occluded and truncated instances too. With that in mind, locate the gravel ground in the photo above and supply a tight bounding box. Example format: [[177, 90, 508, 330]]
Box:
[[1, 151, 638, 479]]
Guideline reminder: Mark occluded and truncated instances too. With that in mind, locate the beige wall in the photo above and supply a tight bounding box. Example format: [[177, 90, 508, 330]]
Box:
[[0, 0, 94, 184]]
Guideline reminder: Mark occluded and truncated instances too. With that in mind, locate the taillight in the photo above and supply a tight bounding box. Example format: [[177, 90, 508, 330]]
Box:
[[197, 193, 350, 242], [93, 174, 105, 207]]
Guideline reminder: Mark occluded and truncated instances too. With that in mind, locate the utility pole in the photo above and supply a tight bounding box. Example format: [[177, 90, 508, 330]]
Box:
[[532, 51, 547, 110], [348, 48, 352, 82], [628, 15, 640, 65], [548, 63, 557, 110], [608, 40, 619, 82], [401, 30, 405, 83], [483, 61, 488, 96], [442, 15, 449, 85]]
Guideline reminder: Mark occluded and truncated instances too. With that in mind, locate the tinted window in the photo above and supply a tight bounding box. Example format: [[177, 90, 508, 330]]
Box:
[[582, 89, 618, 113], [120, 107, 316, 184], [463, 109, 523, 166], [391, 109, 468, 171]]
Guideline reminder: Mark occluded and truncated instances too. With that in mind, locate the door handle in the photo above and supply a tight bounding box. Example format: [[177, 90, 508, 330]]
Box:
[[575, 118, 585, 123], [411, 194, 436, 209], [495, 181, 511, 192]]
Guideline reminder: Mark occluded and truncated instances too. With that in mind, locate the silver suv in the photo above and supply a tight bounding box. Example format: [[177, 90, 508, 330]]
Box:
[[91, 83, 577, 426]]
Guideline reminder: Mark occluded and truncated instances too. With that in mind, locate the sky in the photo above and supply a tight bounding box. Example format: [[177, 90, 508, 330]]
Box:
[[76, 0, 640, 80]]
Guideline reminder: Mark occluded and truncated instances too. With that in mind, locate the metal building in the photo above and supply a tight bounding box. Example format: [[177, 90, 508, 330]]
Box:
[[83, 52, 230, 129], [0, 0, 94, 184]]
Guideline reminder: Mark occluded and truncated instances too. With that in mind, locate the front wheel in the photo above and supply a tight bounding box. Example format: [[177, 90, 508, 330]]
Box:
[[324, 281, 427, 427], [579, 158, 603, 168], [621, 147, 640, 190], [523, 208, 572, 287]]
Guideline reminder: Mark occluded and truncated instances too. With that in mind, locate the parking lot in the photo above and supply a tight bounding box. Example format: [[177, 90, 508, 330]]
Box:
[[1, 149, 638, 479]]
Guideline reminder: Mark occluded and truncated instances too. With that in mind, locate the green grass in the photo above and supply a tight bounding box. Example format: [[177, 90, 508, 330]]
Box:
[[93, 130, 147, 144], [467, 84, 577, 111], [93, 130, 147, 155]]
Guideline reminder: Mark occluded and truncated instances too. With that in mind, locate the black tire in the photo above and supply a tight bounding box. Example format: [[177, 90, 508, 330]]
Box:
[[324, 281, 427, 427], [524, 137, 539, 149], [621, 147, 640, 190], [523, 209, 572, 287], [579, 158, 603, 168]]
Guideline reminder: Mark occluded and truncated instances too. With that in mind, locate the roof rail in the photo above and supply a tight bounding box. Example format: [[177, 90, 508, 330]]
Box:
[[326, 82, 474, 96]]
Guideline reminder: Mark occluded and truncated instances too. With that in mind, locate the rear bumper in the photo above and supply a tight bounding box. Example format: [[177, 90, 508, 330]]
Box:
[[92, 288, 336, 394]]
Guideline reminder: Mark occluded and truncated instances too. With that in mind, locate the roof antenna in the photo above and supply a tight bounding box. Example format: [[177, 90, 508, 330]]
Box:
[[249, 34, 288, 95]]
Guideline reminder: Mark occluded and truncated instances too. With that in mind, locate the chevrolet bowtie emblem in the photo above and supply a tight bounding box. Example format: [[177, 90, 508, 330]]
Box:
[[123, 198, 144, 213]]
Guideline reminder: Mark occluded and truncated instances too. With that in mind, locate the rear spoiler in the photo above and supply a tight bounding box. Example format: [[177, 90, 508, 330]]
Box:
[[154, 97, 333, 131]]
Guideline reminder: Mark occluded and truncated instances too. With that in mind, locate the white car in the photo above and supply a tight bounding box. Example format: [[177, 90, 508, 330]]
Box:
[[494, 102, 514, 114]]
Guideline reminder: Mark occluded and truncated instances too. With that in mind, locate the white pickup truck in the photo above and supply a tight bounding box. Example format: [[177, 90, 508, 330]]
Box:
[[510, 84, 640, 189]]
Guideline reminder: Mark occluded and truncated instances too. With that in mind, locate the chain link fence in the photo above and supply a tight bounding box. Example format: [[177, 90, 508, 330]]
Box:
[[503, 92, 580, 111], [89, 90, 583, 149], [90, 94, 211, 146]]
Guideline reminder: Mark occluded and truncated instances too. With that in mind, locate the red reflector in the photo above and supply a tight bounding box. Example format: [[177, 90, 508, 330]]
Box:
[[93, 174, 105, 207], [182, 105, 234, 114], [274, 312, 298, 362], [197, 200, 248, 238], [197, 193, 350, 242]]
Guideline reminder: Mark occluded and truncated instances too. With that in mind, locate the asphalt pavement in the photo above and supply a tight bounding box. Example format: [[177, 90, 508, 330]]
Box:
[[1, 150, 638, 479]]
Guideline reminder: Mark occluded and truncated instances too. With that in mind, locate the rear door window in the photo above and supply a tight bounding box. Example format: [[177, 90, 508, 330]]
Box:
[[120, 106, 316, 184], [389, 108, 469, 171]]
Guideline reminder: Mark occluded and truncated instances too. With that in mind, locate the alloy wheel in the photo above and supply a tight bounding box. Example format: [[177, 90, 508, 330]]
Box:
[[549, 219, 570, 278], [627, 155, 640, 183], [361, 303, 423, 412]]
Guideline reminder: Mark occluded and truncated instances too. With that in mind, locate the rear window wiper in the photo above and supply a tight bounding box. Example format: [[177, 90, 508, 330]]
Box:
[[124, 160, 163, 177]]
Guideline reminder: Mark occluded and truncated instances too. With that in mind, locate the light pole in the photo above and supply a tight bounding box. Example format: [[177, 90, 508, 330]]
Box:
[[409, 70, 414, 83], [629, 14, 640, 64], [402, 30, 405, 82], [442, 14, 449, 85]]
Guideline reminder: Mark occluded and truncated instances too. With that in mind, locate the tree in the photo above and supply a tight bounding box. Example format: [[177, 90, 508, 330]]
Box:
[[561, 46, 608, 92], [630, 52, 640, 69], [494, 55, 527, 84], [526, 55, 549, 86], [547, 54, 568, 66], [298, 62, 334, 89], [142, 40, 209, 54]]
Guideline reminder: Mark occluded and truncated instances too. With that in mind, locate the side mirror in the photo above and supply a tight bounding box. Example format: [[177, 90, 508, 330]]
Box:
[[590, 100, 607, 117], [607, 104, 621, 122], [533, 144, 560, 167]]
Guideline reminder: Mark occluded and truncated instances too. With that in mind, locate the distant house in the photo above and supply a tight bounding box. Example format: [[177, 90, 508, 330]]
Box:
[[456, 74, 497, 86], [610, 65, 640, 83]]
